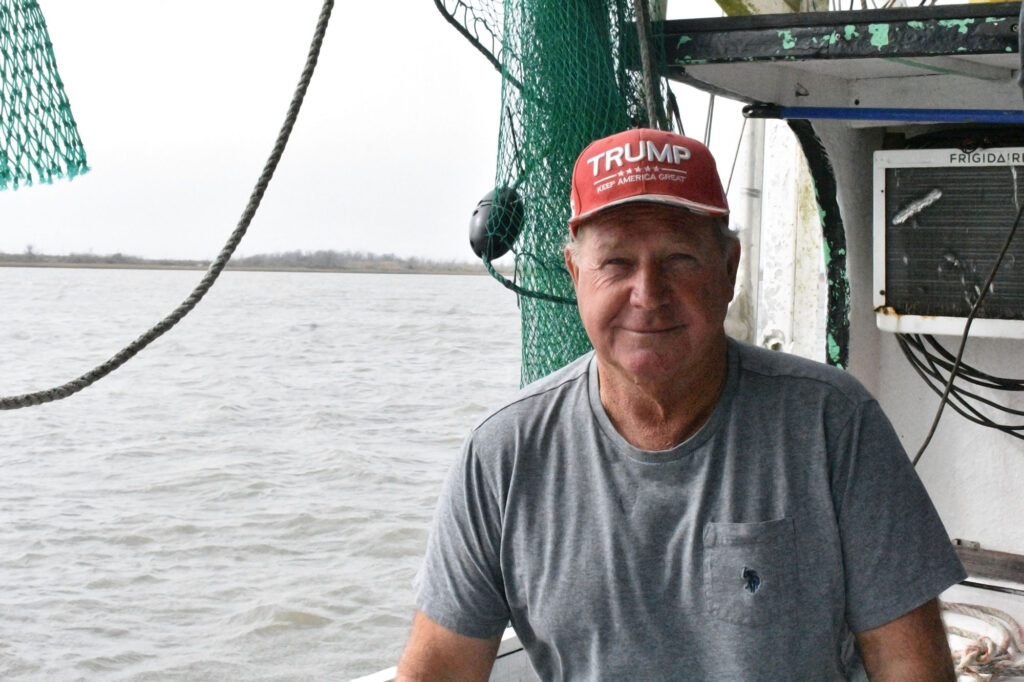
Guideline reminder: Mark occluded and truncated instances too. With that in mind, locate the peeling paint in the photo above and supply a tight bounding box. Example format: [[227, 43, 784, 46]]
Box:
[[677, 35, 692, 47], [874, 306, 938, 322], [907, 21, 925, 29], [825, 31, 839, 46], [827, 246, 847, 259], [868, 24, 890, 50], [778, 30, 796, 50], [844, 25, 859, 41], [938, 18, 974, 34], [827, 335, 842, 367]]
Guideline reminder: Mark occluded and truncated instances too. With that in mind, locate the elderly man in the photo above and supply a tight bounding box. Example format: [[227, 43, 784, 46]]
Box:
[[397, 128, 965, 680]]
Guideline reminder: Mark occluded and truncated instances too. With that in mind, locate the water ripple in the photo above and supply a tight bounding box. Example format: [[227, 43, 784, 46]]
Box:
[[1, 269, 522, 680]]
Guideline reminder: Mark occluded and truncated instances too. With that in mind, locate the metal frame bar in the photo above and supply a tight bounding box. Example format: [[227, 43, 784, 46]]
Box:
[[745, 104, 1024, 124], [664, 2, 1019, 66]]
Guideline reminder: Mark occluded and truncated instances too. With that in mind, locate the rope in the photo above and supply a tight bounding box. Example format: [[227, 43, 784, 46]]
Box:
[[943, 601, 1024, 679], [633, 0, 660, 129], [483, 256, 576, 306], [945, 602, 1024, 654], [0, 0, 335, 410]]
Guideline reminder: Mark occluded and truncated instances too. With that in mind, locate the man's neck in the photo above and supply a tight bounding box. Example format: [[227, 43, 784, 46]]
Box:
[[597, 343, 729, 451]]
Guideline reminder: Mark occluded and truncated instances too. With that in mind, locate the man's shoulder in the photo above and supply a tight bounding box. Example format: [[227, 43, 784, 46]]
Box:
[[732, 339, 871, 404], [471, 351, 593, 434]]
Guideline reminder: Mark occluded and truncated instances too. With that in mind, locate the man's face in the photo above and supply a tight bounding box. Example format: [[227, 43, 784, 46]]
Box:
[[565, 204, 739, 388]]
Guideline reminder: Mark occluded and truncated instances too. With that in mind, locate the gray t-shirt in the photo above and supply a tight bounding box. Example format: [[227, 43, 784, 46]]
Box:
[[415, 340, 965, 680]]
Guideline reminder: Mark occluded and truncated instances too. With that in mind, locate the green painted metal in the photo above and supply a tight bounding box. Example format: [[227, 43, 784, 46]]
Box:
[[665, 4, 1018, 66]]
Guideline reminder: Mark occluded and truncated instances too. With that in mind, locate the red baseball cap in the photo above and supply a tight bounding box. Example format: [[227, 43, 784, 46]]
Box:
[[568, 128, 729, 236]]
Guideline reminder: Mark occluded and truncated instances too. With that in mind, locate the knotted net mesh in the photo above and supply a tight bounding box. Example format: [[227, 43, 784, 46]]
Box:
[[1, 0, 88, 190], [437, 0, 666, 385]]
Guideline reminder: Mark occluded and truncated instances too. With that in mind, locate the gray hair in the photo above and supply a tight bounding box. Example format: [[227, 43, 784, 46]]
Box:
[[566, 216, 737, 260]]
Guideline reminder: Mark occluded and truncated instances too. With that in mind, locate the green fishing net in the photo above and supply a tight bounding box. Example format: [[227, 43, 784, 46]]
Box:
[[437, 0, 667, 385], [1, 0, 88, 190]]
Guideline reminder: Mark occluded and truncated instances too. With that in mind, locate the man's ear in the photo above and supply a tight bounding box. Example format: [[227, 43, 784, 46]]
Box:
[[726, 239, 741, 300], [564, 242, 581, 288]]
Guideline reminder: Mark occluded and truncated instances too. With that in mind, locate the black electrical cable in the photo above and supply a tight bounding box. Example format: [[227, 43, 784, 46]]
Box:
[[910, 198, 1024, 465], [912, 341, 1024, 423], [901, 334, 1024, 396], [899, 348, 1024, 442], [902, 338, 1024, 439], [922, 335, 1024, 391], [898, 336, 1024, 434]]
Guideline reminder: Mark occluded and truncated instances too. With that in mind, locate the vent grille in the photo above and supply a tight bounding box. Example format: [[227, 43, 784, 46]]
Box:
[[884, 165, 1024, 320]]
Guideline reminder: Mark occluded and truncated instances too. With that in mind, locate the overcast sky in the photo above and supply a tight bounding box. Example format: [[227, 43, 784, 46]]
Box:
[[3, 0, 738, 262]]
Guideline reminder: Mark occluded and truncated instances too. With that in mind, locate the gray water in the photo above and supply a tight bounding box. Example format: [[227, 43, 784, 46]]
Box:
[[1, 267, 522, 681]]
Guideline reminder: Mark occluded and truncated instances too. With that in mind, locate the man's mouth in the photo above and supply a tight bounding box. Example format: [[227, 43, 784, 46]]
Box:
[[623, 324, 683, 335]]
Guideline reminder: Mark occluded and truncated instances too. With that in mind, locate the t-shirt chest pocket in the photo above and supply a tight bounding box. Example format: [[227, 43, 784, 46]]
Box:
[[702, 517, 799, 626]]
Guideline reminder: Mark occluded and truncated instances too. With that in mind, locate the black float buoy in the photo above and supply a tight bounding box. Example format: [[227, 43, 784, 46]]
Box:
[[469, 186, 523, 260]]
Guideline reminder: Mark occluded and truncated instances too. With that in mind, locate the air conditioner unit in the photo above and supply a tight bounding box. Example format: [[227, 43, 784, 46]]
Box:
[[873, 146, 1024, 338]]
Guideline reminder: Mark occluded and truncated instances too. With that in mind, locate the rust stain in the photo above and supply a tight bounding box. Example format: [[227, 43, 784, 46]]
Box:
[[874, 305, 938, 321]]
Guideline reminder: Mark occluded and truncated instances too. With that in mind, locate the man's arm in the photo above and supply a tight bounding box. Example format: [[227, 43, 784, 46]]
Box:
[[855, 598, 955, 681], [395, 610, 502, 681]]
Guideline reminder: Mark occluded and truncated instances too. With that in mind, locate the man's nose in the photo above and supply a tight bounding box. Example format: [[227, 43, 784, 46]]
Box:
[[630, 263, 668, 309]]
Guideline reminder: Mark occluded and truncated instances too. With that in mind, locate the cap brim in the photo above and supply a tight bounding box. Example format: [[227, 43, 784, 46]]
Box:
[[569, 194, 729, 228]]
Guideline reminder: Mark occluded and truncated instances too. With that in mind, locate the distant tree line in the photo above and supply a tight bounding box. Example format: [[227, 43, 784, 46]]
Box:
[[229, 249, 482, 273], [1, 247, 495, 275]]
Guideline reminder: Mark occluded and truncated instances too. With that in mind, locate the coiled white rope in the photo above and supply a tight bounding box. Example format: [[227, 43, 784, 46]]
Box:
[[943, 601, 1024, 679]]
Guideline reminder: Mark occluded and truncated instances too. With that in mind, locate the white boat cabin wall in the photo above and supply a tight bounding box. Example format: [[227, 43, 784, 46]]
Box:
[[668, 3, 1024, 679]]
